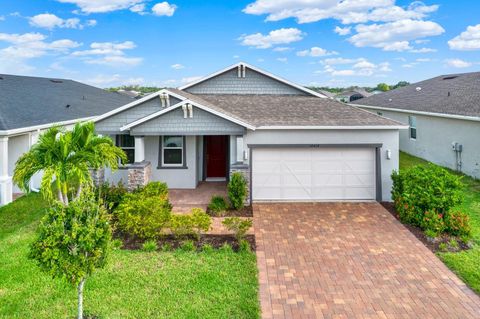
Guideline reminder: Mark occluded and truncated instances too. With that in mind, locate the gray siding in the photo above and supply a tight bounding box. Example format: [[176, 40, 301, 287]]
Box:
[[243, 129, 400, 201], [185, 68, 308, 95], [130, 106, 245, 135], [359, 108, 480, 178], [95, 96, 182, 134]]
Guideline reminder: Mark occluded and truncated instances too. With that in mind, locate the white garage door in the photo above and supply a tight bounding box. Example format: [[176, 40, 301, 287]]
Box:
[[252, 147, 376, 201]]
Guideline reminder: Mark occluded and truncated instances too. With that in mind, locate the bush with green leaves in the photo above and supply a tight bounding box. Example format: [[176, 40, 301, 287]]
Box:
[[96, 181, 128, 212], [421, 211, 445, 237], [392, 164, 464, 228], [208, 195, 229, 216], [114, 182, 172, 239], [228, 172, 248, 210], [179, 240, 196, 252], [142, 240, 158, 252], [222, 217, 253, 242], [29, 192, 112, 319], [444, 210, 472, 238], [170, 208, 212, 239]]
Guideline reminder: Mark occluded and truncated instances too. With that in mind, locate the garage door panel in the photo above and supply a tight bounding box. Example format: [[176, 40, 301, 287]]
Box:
[[252, 147, 376, 201]]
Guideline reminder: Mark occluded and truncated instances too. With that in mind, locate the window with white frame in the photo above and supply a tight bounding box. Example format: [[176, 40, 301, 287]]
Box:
[[408, 116, 417, 140], [161, 136, 184, 166], [116, 135, 135, 164]]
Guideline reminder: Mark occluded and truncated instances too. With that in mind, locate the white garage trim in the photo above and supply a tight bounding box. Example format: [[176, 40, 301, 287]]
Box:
[[248, 144, 382, 202]]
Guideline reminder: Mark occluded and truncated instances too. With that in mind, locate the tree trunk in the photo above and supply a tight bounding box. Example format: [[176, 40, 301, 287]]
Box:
[[75, 184, 82, 200], [77, 278, 85, 319]]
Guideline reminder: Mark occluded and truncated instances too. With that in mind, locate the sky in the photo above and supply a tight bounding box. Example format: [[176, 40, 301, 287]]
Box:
[[0, 0, 479, 88]]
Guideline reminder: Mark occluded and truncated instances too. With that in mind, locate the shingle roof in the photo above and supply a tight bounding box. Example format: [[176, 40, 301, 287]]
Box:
[[354, 71, 480, 118], [0, 74, 133, 131], [193, 94, 403, 127]]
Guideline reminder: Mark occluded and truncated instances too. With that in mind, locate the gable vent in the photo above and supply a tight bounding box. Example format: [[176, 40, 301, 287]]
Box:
[[443, 76, 458, 80], [237, 64, 246, 78], [50, 79, 63, 83]]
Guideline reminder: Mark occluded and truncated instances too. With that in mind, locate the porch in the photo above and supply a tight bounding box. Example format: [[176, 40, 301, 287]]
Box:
[[169, 181, 227, 213]]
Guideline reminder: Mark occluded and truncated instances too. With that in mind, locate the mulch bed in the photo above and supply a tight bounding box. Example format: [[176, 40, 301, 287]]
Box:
[[117, 233, 256, 252], [381, 202, 470, 253], [207, 205, 253, 217]]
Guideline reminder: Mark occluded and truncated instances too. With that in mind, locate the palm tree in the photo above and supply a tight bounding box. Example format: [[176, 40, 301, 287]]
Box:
[[13, 122, 126, 205]]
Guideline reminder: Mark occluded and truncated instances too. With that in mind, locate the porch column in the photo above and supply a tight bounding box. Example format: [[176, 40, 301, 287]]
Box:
[[0, 137, 12, 205], [134, 136, 145, 163]]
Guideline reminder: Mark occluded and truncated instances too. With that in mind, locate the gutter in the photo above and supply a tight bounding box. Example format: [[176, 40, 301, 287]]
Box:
[[0, 116, 97, 137], [256, 125, 408, 130], [351, 103, 480, 123]]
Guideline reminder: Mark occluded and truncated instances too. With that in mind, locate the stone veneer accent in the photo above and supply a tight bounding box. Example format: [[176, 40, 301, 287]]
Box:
[[229, 163, 250, 205], [90, 168, 105, 187], [128, 161, 151, 191]]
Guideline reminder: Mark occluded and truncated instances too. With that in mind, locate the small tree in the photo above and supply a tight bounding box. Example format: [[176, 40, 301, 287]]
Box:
[[29, 192, 112, 319], [376, 83, 390, 92], [13, 122, 126, 205], [227, 172, 247, 210]]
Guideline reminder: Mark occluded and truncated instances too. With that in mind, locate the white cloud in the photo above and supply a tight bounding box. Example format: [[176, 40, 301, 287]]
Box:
[[86, 74, 144, 86], [448, 24, 480, 51], [130, 3, 146, 14], [277, 57, 288, 63], [297, 46, 338, 57], [171, 63, 184, 69], [72, 41, 142, 67], [319, 57, 391, 77], [29, 13, 91, 30], [445, 58, 472, 68], [273, 46, 291, 52], [0, 32, 80, 73], [181, 76, 202, 84], [334, 26, 351, 36], [243, 0, 439, 24], [349, 19, 444, 51], [152, 2, 177, 16], [239, 28, 304, 49], [86, 19, 97, 26], [409, 47, 437, 53], [56, 0, 144, 13]]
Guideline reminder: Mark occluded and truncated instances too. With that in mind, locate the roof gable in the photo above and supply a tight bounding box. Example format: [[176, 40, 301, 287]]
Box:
[[179, 62, 326, 97]]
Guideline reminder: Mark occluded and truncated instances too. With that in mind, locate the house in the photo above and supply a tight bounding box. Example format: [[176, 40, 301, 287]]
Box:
[[316, 89, 336, 99], [335, 88, 372, 103], [94, 62, 405, 203], [0, 74, 133, 205], [352, 71, 480, 178]]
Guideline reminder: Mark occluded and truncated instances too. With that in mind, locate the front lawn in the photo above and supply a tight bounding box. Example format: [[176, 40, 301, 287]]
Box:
[[0, 194, 259, 319], [399, 151, 480, 293]]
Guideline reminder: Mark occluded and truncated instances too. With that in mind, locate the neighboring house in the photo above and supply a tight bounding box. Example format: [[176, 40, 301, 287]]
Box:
[[117, 89, 143, 99], [94, 62, 405, 203], [0, 74, 133, 205], [336, 88, 372, 103], [352, 71, 480, 179], [316, 89, 336, 99]]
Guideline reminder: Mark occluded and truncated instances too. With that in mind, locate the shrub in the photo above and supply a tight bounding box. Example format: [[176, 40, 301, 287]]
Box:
[[219, 243, 233, 253], [444, 210, 472, 239], [438, 242, 448, 252], [136, 181, 169, 197], [424, 229, 438, 239], [448, 238, 460, 250], [179, 240, 196, 252], [228, 172, 247, 210], [222, 217, 253, 242], [142, 240, 158, 252], [238, 239, 251, 252], [170, 208, 211, 239], [114, 182, 172, 239], [161, 243, 173, 252], [421, 211, 445, 237], [201, 244, 214, 252], [208, 195, 229, 216], [112, 239, 123, 250], [96, 181, 127, 212]]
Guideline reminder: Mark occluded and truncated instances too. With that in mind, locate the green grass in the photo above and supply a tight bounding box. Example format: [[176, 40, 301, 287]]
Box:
[[0, 193, 259, 319], [399, 151, 480, 293]]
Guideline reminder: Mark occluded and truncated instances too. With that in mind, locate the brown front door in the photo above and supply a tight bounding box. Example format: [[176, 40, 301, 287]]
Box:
[[205, 136, 227, 178]]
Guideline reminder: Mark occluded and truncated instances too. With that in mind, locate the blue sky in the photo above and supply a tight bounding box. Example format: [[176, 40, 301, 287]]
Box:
[[0, 0, 479, 88]]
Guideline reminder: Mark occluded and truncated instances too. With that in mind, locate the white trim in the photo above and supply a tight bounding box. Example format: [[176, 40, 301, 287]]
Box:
[[0, 116, 97, 137], [120, 100, 256, 131], [351, 103, 480, 123], [161, 135, 184, 167], [178, 62, 327, 98], [256, 125, 408, 130], [94, 89, 188, 123]]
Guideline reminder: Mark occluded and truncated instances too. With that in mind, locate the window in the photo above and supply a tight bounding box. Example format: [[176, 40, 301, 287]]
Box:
[[408, 116, 417, 140], [116, 135, 135, 164], [161, 136, 184, 167]]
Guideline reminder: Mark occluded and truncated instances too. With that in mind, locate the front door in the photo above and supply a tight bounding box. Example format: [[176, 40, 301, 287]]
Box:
[[205, 136, 227, 178]]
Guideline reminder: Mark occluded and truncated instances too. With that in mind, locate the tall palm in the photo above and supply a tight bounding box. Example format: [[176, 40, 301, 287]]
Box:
[[13, 122, 127, 205]]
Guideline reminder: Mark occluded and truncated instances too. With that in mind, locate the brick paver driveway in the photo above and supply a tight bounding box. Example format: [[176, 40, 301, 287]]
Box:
[[254, 202, 480, 319]]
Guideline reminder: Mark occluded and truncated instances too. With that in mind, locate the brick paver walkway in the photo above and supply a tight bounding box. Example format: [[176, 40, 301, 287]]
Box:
[[254, 202, 480, 319]]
